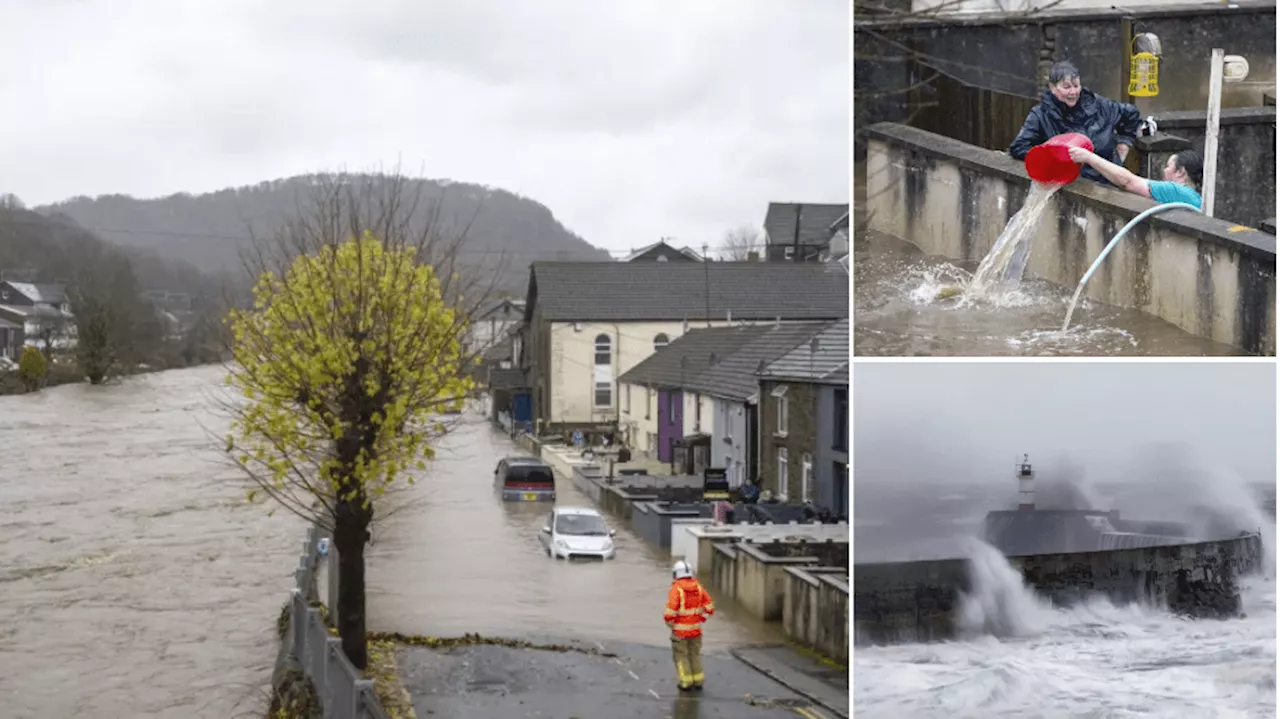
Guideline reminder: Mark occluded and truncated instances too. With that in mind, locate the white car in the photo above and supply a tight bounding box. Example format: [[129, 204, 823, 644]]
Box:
[[539, 507, 617, 560]]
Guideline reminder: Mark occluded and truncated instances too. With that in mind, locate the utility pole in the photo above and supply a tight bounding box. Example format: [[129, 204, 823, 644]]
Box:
[[701, 243, 711, 327]]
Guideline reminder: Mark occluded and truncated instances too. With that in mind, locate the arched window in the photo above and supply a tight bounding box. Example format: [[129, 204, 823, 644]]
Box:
[[593, 334, 612, 407], [593, 334, 611, 366], [653, 333, 670, 351], [656, 255, 669, 262]]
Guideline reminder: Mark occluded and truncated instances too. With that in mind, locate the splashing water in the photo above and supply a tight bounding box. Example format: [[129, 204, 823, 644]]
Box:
[[957, 539, 1054, 638], [967, 182, 1061, 297], [856, 537, 1276, 717]]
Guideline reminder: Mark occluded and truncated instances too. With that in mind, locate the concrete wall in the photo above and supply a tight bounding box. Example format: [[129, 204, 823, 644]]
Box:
[[710, 397, 750, 488], [864, 123, 1277, 354], [853, 533, 1264, 645], [783, 567, 850, 666], [708, 539, 849, 621]]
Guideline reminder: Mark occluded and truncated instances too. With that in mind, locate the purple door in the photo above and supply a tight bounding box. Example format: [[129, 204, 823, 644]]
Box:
[[657, 390, 683, 463]]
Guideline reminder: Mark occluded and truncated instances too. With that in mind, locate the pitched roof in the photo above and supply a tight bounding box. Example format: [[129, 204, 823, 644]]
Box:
[[525, 261, 848, 322], [618, 321, 836, 402], [762, 203, 849, 248], [621, 240, 702, 262], [3, 282, 66, 305], [759, 318, 849, 384]]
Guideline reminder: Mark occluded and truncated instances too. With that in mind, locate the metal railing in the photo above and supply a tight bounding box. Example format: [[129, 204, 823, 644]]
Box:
[[286, 526, 391, 719]]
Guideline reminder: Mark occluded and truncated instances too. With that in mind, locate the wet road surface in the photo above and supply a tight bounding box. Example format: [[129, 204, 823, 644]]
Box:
[[365, 416, 785, 653], [0, 366, 302, 718], [397, 640, 835, 719]]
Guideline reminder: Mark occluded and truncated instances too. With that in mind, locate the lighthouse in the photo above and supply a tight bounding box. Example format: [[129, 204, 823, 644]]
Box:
[[1017, 454, 1035, 511]]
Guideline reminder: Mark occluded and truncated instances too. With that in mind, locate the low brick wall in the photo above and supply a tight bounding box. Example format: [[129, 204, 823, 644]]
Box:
[[863, 122, 1277, 354], [707, 539, 849, 622], [783, 567, 849, 666], [853, 533, 1264, 645]]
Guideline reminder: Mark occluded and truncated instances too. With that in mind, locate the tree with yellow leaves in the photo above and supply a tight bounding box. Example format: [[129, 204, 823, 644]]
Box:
[[223, 173, 499, 669]]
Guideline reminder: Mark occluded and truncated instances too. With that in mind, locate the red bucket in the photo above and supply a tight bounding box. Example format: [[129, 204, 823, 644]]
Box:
[[1025, 132, 1094, 184]]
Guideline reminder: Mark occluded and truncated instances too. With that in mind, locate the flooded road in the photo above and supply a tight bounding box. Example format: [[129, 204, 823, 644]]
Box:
[[366, 418, 783, 652], [0, 365, 301, 718], [853, 230, 1243, 356], [0, 365, 777, 718]]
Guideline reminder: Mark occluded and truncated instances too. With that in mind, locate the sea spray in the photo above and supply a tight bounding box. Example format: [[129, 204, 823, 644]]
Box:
[[956, 539, 1053, 638], [967, 181, 1061, 297]]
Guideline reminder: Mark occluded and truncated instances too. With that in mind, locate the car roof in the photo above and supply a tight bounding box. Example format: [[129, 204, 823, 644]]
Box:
[[554, 506, 603, 517], [503, 455, 545, 464]]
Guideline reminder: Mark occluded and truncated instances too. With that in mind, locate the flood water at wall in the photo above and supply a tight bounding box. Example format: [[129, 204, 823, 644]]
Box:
[[853, 230, 1244, 357]]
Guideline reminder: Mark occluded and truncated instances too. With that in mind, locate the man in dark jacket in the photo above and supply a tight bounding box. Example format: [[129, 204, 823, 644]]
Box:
[[1009, 61, 1142, 186]]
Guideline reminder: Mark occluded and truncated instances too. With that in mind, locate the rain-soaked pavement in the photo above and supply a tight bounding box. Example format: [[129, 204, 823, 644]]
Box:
[[0, 366, 840, 718]]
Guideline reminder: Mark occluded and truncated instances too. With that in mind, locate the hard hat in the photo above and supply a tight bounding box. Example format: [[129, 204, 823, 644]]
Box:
[[673, 560, 693, 580]]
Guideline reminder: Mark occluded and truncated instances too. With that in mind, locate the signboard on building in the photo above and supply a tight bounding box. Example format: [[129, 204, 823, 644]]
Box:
[[703, 467, 730, 500]]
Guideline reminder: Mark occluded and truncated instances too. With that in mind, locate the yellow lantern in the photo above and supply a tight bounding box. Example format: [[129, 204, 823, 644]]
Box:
[[1128, 34, 1161, 97]]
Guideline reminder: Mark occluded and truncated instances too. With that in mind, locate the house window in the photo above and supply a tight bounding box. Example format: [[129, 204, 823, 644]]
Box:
[[801, 453, 813, 503], [647, 432, 657, 453], [653, 333, 670, 351], [720, 402, 733, 443], [784, 246, 795, 261], [777, 448, 788, 498], [772, 384, 789, 435], [694, 393, 702, 430], [594, 381, 612, 407], [834, 388, 848, 451], [593, 334, 611, 408], [624, 385, 631, 414], [593, 334, 611, 366], [668, 394, 677, 423], [645, 389, 652, 420]]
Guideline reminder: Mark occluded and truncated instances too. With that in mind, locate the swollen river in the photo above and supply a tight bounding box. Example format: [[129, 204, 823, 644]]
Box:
[[0, 365, 777, 718]]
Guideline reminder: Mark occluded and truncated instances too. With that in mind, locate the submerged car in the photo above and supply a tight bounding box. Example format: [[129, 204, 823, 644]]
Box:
[[494, 456, 556, 502], [539, 507, 617, 560]]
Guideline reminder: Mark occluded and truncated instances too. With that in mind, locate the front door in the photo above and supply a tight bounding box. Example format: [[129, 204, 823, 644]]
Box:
[[657, 389, 683, 463]]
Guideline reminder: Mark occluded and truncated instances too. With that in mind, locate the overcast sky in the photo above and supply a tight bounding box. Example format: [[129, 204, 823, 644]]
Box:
[[0, 0, 848, 255], [854, 362, 1276, 560], [855, 362, 1276, 487]]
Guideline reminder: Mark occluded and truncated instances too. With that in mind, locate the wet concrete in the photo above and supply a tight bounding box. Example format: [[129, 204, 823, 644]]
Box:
[[397, 639, 833, 718], [0, 365, 302, 718]]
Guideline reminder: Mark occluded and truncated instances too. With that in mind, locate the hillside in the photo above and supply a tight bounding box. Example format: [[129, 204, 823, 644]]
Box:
[[38, 175, 611, 295], [0, 204, 228, 300]]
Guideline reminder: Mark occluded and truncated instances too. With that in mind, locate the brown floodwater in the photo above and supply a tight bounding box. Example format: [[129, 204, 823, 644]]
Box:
[[0, 365, 779, 718], [853, 230, 1245, 357], [365, 418, 783, 652]]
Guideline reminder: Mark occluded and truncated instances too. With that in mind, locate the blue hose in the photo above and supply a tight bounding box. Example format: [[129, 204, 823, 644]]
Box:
[[1060, 202, 1201, 332]]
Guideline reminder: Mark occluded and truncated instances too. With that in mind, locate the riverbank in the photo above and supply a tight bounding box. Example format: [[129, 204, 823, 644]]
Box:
[[0, 347, 228, 396]]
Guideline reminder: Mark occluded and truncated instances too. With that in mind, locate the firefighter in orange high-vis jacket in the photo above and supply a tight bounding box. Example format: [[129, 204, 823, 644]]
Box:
[[663, 559, 716, 692]]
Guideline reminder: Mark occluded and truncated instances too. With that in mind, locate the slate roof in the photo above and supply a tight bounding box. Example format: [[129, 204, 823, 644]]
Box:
[[525, 261, 848, 322], [3, 282, 66, 305], [618, 321, 836, 402], [762, 203, 849, 247], [759, 318, 849, 385]]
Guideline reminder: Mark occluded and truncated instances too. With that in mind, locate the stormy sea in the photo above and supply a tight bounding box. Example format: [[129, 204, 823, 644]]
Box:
[[854, 480, 1277, 718]]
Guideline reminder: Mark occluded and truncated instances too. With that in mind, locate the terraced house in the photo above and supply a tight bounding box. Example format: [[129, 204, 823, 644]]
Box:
[[757, 319, 849, 516], [516, 260, 847, 440], [616, 321, 837, 488]]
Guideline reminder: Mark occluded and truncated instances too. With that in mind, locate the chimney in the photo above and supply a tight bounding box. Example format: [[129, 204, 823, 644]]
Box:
[[1017, 455, 1035, 511], [747, 251, 760, 262]]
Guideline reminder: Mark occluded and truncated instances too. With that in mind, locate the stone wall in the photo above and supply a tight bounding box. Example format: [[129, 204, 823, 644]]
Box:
[[855, 3, 1277, 156], [758, 380, 820, 499], [853, 533, 1264, 645], [707, 539, 850, 621], [863, 122, 1277, 354]]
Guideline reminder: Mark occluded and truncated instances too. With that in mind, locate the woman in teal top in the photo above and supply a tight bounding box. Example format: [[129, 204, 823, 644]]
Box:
[[1066, 146, 1203, 210]]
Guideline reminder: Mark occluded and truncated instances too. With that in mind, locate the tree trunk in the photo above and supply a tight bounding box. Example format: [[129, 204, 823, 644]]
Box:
[[333, 498, 371, 669]]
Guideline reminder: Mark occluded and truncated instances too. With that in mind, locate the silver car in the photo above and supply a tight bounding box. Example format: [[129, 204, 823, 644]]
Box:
[[539, 507, 617, 560]]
